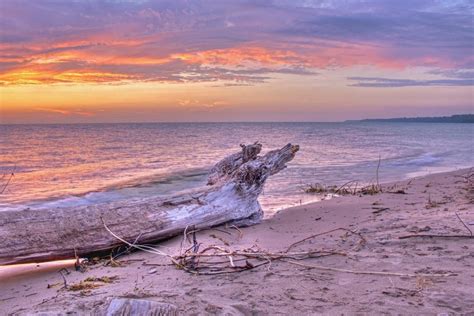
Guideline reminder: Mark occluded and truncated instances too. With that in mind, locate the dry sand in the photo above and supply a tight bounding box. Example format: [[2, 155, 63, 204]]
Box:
[[1, 168, 473, 315]]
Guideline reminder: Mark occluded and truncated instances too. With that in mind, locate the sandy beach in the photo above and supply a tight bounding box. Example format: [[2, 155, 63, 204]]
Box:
[[1, 168, 473, 315]]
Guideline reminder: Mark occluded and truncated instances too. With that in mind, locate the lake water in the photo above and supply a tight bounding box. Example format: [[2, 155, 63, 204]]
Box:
[[1, 122, 473, 214]]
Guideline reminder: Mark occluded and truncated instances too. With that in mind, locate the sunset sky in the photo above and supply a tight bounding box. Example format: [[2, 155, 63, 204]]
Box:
[[0, 0, 473, 123]]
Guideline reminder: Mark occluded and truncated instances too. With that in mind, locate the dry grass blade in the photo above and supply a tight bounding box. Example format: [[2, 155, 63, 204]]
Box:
[[303, 157, 383, 196], [0, 166, 16, 195], [68, 276, 118, 292]]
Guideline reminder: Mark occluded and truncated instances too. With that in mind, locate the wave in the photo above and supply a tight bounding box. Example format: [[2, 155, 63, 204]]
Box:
[[101, 167, 209, 190], [405, 153, 441, 166], [8, 167, 210, 211], [381, 151, 444, 168]]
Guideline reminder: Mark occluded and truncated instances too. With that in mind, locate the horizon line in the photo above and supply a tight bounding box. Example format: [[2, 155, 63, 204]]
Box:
[[2, 115, 473, 126]]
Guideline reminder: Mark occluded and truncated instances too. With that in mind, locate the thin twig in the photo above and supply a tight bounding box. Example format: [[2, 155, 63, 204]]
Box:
[[58, 268, 69, 289], [189, 228, 199, 270], [376, 155, 381, 189], [179, 225, 190, 255], [101, 217, 171, 258], [228, 225, 244, 239], [400, 212, 474, 239], [283, 259, 455, 278], [455, 212, 473, 236], [399, 234, 474, 240], [101, 217, 197, 273], [212, 227, 233, 236], [286, 227, 366, 252], [188, 261, 270, 275], [109, 232, 143, 263]]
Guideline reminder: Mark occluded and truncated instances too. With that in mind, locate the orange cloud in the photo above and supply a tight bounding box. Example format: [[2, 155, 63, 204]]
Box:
[[174, 45, 301, 67], [0, 69, 134, 85]]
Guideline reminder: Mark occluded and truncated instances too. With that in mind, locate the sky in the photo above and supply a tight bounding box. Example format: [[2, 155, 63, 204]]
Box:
[[0, 0, 473, 123]]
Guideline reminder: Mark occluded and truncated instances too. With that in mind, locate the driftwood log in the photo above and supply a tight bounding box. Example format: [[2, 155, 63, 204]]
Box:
[[0, 143, 299, 265]]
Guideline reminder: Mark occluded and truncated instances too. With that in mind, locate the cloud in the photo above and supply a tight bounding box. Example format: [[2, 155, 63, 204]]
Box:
[[0, 0, 472, 85], [35, 107, 95, 116], [428, 69, 474, 79], [0, 45, 319, 85], [177, 98, 230, 113], [348, 76, 474, 87]]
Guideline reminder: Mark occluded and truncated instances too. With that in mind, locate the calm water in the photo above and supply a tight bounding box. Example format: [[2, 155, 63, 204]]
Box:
[[0, 122, 473, 214]]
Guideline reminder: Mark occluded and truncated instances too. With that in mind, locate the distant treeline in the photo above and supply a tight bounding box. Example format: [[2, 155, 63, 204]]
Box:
[[347, 114, 474, 123]]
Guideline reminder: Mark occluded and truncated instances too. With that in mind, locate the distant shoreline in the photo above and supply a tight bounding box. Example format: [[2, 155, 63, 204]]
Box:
[[346, 114, 473, 123], [1, 115, 474, 126]]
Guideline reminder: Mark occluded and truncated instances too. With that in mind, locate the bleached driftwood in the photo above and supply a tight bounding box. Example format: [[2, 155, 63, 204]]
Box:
[[29, 298, 178, 316], [99, 298, 178, 316], [0, 143, 299, 265]]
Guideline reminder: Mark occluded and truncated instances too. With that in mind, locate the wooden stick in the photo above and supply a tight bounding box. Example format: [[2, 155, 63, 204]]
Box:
[[455, 212, 473, 236], [286, 227, 366, 252], [399, 234, 474, 239], [282, 259, 455, 278], [400, 212, 474, 239]]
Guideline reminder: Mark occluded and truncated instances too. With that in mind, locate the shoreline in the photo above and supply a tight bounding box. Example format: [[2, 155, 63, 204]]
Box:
[[2, 163, 471, 217], [1, 168, 473, 314]]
